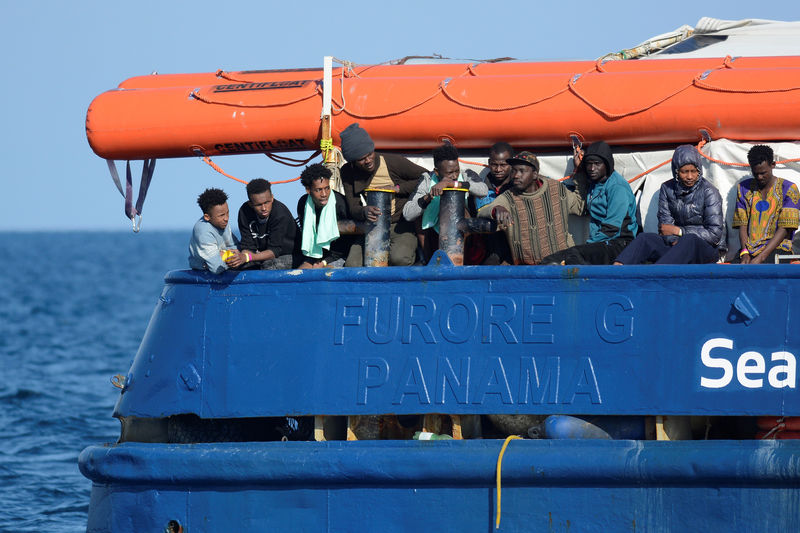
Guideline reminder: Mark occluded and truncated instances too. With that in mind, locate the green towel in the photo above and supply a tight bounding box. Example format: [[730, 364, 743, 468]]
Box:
[[422, 172, 442, 233], [422, 172, 468, 233], [301, 193, 340, 258]]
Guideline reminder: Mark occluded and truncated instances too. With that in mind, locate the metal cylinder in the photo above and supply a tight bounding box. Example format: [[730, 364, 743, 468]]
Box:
[[364, 189, 394, 267], [438, 188, 469, 266]]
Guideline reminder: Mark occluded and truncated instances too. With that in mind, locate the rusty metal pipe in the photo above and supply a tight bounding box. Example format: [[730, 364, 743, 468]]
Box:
[[438, 188, 496, 266], [438, 188, 469, 266], [364, 189, 394, 267]]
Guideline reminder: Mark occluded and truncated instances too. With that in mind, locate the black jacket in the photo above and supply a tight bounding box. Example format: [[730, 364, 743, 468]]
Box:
[[296, 191, 356, 263], [340, 153, 426, 222], [657, 177, 725, 249], [237, 198, 298, 257]]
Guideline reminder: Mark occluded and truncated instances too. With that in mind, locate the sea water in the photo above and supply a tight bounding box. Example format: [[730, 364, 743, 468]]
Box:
[[0, 231, 188, 532]]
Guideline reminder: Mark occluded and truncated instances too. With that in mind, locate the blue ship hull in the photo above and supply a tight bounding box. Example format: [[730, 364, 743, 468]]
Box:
[[80, 264, 800, 531], [82, 440, 800, 532]]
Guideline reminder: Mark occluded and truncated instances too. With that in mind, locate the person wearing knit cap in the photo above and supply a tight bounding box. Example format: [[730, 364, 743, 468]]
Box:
[[541, 141, 638, 265], [613, 145, 725, 265], [339, 123, 427, 266]]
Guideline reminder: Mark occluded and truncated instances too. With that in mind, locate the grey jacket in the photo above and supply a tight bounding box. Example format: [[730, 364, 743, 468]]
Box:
[[403, 168, 488, 222], [657, 177, 725, 248]]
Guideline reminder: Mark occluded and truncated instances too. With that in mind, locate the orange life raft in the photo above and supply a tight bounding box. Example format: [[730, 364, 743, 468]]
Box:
[[86, 56, 800, 161]]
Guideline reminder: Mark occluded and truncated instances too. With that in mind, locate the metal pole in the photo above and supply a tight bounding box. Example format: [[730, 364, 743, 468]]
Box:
[[438, 188, 497, 266], [438, 188, 469, 266], [364, 188, 394, 267]]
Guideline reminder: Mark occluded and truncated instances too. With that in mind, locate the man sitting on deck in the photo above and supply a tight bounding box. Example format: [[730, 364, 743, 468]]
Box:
[[296, 163, 356, 269], [477, 151, 587, 264], [339, 123, 426, 266], [402, 142, 487, 262], [541, 141, 638, 265], [468, 142, 516, 265], [237, 178, 299, 270], [613, 145, 725, 265], [733, 144, 800, 264]]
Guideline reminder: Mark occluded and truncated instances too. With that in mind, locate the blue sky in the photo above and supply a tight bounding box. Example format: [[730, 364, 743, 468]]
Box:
[[2, 1, 799, 231]]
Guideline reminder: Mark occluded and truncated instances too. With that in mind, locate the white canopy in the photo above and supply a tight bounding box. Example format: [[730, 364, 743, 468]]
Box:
[[604, 17, 800, 59]]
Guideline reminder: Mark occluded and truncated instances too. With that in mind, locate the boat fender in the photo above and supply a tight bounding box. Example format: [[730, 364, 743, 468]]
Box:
[[538, 415, 646, 440]]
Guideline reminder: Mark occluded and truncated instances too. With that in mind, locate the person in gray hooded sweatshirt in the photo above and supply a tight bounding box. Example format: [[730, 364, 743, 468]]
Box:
[[613, 144, 724, 265]]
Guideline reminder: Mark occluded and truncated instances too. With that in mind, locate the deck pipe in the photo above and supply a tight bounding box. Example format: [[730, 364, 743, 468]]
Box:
[[334, 189, 394, 267], [363, 189, 393, 267], [438, 188, 497, 266]]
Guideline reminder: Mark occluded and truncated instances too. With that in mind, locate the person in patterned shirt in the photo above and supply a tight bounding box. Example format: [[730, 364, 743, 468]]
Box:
[[733, 145, 800, 264]]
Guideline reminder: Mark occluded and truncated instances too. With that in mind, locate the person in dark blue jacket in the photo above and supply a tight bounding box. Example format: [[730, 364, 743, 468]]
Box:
[[542, 141, 638, 265], [613, 144, 724, 265]]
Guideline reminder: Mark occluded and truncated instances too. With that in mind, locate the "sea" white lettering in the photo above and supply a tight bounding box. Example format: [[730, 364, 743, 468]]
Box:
[[700, 337, 796, 389]]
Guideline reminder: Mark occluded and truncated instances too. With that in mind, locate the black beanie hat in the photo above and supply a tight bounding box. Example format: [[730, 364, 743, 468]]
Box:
[[340, 123, 375, 162], [583, 141, 614, 176]]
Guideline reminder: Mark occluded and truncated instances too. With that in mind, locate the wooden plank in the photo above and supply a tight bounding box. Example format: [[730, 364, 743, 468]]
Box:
[[451, 415, 463, 440], [314, 416, 326, 442]]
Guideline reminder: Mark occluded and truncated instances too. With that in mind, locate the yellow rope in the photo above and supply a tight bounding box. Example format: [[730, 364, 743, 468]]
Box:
[[495, 435, 522, 529]]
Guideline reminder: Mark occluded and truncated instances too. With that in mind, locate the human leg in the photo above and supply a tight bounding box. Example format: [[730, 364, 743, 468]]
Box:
[[260, 254, 294, 270], [655, 233, 718, 264], [388, 219, 418, 266], [614, 233, 670, 265], [345, 241, 364, 267]]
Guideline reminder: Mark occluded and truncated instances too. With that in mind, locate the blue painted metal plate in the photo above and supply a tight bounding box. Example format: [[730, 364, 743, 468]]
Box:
[[114, 265, 800, 418], [80, 440, 800, 532]]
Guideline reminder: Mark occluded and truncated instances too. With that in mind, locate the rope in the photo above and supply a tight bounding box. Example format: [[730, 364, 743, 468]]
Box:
[[495, 435, 522, 529], [215, 69, 266, 84], [627, 158, 671, 184], [332, 83, 443, 119], [695, 148, 751, 168], [459, 158, 488, 167], [215, 68, 346, 84], [270, 175, 303, 185], [567, 57, 764, 120], [190, 85, 320, 108], [200, 155, 303, 185], [569, 74, 696, 119], [760, 418, 786, 439], [265, 150, 321, 167], [332, 65, 473, 119], [201, 156, 249, 184], [443, 82, 569, 112], [331, 56, 361, 77], [694, 77, 800, 94]]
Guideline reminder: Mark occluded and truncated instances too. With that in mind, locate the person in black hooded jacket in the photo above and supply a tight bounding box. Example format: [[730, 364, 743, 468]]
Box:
[[614, 144, 724, 265]]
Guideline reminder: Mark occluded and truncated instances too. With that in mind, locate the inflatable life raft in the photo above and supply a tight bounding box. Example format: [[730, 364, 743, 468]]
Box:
[[86, 55, 800, 161]]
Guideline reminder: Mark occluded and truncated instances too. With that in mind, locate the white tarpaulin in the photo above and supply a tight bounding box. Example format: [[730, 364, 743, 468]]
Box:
[[627, 17, 800, 59]]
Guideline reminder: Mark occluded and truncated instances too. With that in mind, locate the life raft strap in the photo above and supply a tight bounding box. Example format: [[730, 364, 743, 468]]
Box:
[[106, 158, 156, 232]]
